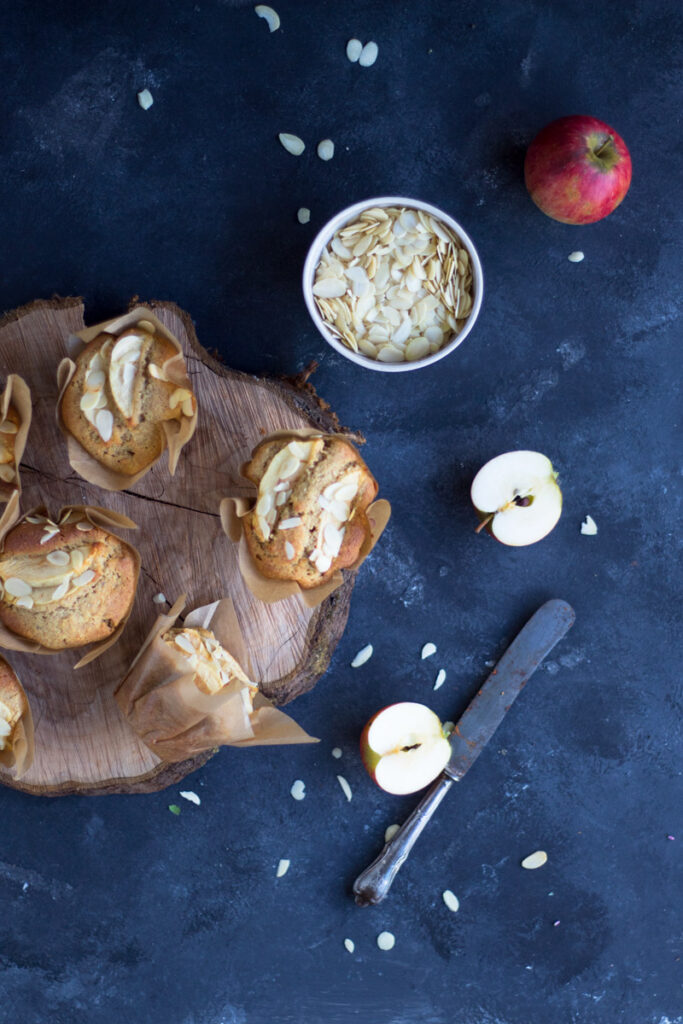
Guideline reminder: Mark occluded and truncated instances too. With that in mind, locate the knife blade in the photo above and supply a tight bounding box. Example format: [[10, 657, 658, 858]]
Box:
[[352, 599, 575, 906]]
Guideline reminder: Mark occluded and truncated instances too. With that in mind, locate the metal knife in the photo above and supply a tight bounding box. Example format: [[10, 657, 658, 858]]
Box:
[[352, 598, 576, 906]]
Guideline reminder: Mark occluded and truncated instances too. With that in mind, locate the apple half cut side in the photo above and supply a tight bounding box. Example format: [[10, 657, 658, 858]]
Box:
[[360, 702, 452, 795], [471, 450, 562, 547]]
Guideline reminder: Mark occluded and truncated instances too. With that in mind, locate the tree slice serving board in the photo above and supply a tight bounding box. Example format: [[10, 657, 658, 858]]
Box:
[[0, 297, 358, 796]]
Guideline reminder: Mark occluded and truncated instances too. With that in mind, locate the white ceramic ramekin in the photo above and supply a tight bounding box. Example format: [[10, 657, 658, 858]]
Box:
[[302, 196, 484, 373]]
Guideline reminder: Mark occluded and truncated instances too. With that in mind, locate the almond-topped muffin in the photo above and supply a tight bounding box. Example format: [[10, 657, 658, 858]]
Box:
[[0, 405, 20, 486], [0, 656, 29, 758], [60, 321, 196, 476], [0, 511, 137, 649], [163, 627, 256, 701], [242, 434, 378, 588]]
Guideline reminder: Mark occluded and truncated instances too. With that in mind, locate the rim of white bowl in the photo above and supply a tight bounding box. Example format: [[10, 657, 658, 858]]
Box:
[[302, 196, 484, 373]]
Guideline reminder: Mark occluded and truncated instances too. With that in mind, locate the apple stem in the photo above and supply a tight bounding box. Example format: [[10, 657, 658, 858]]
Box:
[[594, 134, 614, 158], [475, 513, 494, 535]]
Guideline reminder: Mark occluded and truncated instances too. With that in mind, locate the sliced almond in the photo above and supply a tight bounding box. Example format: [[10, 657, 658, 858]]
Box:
[[148, 363, 168, 381], [284, 541, 295, 561], [421, 642, 437, 659], [174, 633, 195, 655], [254, 4, 280, 32], [72, 569, 96, 588], [275, 858, 290, 877], [317, 139, 335, 161], [278, 132, 305, 156], [385, 824, 400, 843], [344, 938, 355, 954], [169, 388, 192, 410], [51, 580, 70, 601], [359, 41, 379, 67], [346, 38, 362, 62], [433, 669, 446, 691], [137, 89, 153, 110], [70, 549, 85, 571], [0, 420, 18, 434], [297, 207, 311, 224], [95, 409, 114, 443], [442, 890, 460, 912], [136, 319, 156, 333], [351, 644, 373, 667], [376, 931, 395, 951], [15, 595, 34, 610], [290, 779, 306, 801], [80, 390, 100, 412], [46, 550, 70, 566], [75, 521, 93, 531], [4, 578, 32, 597], [336, 775, 352, 802], [279, 517, 302, 530], [521, 850, 548, 870], [313, 278, 346, 299]]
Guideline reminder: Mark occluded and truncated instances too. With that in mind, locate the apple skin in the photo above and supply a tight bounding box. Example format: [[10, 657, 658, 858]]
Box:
[[360, 713, 382, 782], [524, 115, 632, 224]]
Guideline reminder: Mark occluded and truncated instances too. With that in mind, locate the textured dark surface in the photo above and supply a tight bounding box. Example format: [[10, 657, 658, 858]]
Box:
[[1, 1, 681, 1022]]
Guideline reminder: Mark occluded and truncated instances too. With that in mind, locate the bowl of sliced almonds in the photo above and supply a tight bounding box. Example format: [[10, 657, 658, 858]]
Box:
[[303, 196, 483, 372]]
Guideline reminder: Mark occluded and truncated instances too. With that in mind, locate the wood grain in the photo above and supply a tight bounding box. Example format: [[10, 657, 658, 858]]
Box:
[[0, 298, 356, 796]]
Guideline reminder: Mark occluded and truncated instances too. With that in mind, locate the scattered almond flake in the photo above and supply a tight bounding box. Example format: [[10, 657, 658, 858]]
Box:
[[384, 823, 399, 843], [421, 642, 437, 660], [553, 919, 561, 927], [46, 550, 70, 566], [5, 578, 32, 598], [359, 41, 379, 67], [24, 516, 45, 524], [290, 779, 306, 801], [153, 592, 167, 604], [297, 207, 311, 224], [351, 643, 373, 668], [346, 38, 362, 62], [442, 889, 460, 912], [376, 931, 395, 951], [137, 88, 154, 110], [15, 595, 33, 610], [254, 4, 280, 32], [433, 669, 446, 691], [276, 859, 290, 877], [278, 132, 305, 156], [521, 850, 548, 870], [331, 747, 342, 759], [568, 251, 584, 263], [580, 515, 598, 535], [278, 517, 302, 530], [76, 520, 93, 531], [344, 938, 355, 954], [317, 139, 335, 161], [336, 775, 352, 802], [179, 791, 200, 805]]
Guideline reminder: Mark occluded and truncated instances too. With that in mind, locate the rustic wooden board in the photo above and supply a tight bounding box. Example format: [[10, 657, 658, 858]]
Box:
[[0, 297, 357, 796]]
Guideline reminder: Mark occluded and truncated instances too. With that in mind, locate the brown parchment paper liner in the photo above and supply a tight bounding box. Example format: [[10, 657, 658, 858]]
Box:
[[0, 494, 141, 668], [0, 375, 32, 503], [115, 594, 317, 762], [219, 428, 391, 608], [55, 306, 198, 492], [0, 659, 35, 779]]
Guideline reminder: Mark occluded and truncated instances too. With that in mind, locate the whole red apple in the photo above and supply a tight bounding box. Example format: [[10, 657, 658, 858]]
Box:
[[524, 115, 632, 224]]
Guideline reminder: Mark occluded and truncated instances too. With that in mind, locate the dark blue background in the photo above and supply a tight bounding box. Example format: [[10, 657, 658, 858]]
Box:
[[1, 2, 681, 1022]]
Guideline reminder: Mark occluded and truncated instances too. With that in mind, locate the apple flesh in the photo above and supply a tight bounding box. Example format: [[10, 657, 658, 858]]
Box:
[[524, 115, 632, 224], [360, 702, 451, 795], [471, 450, 562, 546]]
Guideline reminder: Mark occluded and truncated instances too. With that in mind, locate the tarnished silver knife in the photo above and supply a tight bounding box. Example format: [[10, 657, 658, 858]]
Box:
[[353, 599, 576, 906]]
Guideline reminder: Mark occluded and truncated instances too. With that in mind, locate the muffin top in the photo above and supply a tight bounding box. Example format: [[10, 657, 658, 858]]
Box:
[[242, 434, 378, 588], [0, 510, 138, 650], [0, 656, 26, 753], [61, 321, 196, 476], [163, 626, 255, 700]]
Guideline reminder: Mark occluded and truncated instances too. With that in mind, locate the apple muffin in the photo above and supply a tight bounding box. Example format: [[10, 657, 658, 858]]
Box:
[[0, 511, 138, 649], [163, 626, 257, 701], [0, 404, 21, 486], [0, 656, 30, 758], [242, 434, 378, 588], [60, 321, 196, 476]]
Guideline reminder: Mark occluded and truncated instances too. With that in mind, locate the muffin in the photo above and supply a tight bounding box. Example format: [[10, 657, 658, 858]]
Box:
[[0, 656, 30, 759], [0, 405, 20, 486], [242, 434, 378, 588], [0, 511, 137, 649], [60, 320, 196, 476], [163, 626, 256, 701]]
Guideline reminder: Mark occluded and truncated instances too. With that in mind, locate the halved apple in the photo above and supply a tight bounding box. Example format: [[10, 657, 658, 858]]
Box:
[[360, 702, 451, 795], [471, 450, 562, 546]]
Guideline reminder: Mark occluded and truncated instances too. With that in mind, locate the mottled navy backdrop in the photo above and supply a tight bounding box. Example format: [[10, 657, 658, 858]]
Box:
[[0, 1, 681, 1022]]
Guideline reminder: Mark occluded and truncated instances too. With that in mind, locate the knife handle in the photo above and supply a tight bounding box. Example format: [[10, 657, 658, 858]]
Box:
[[353, 773, 454, 906]]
